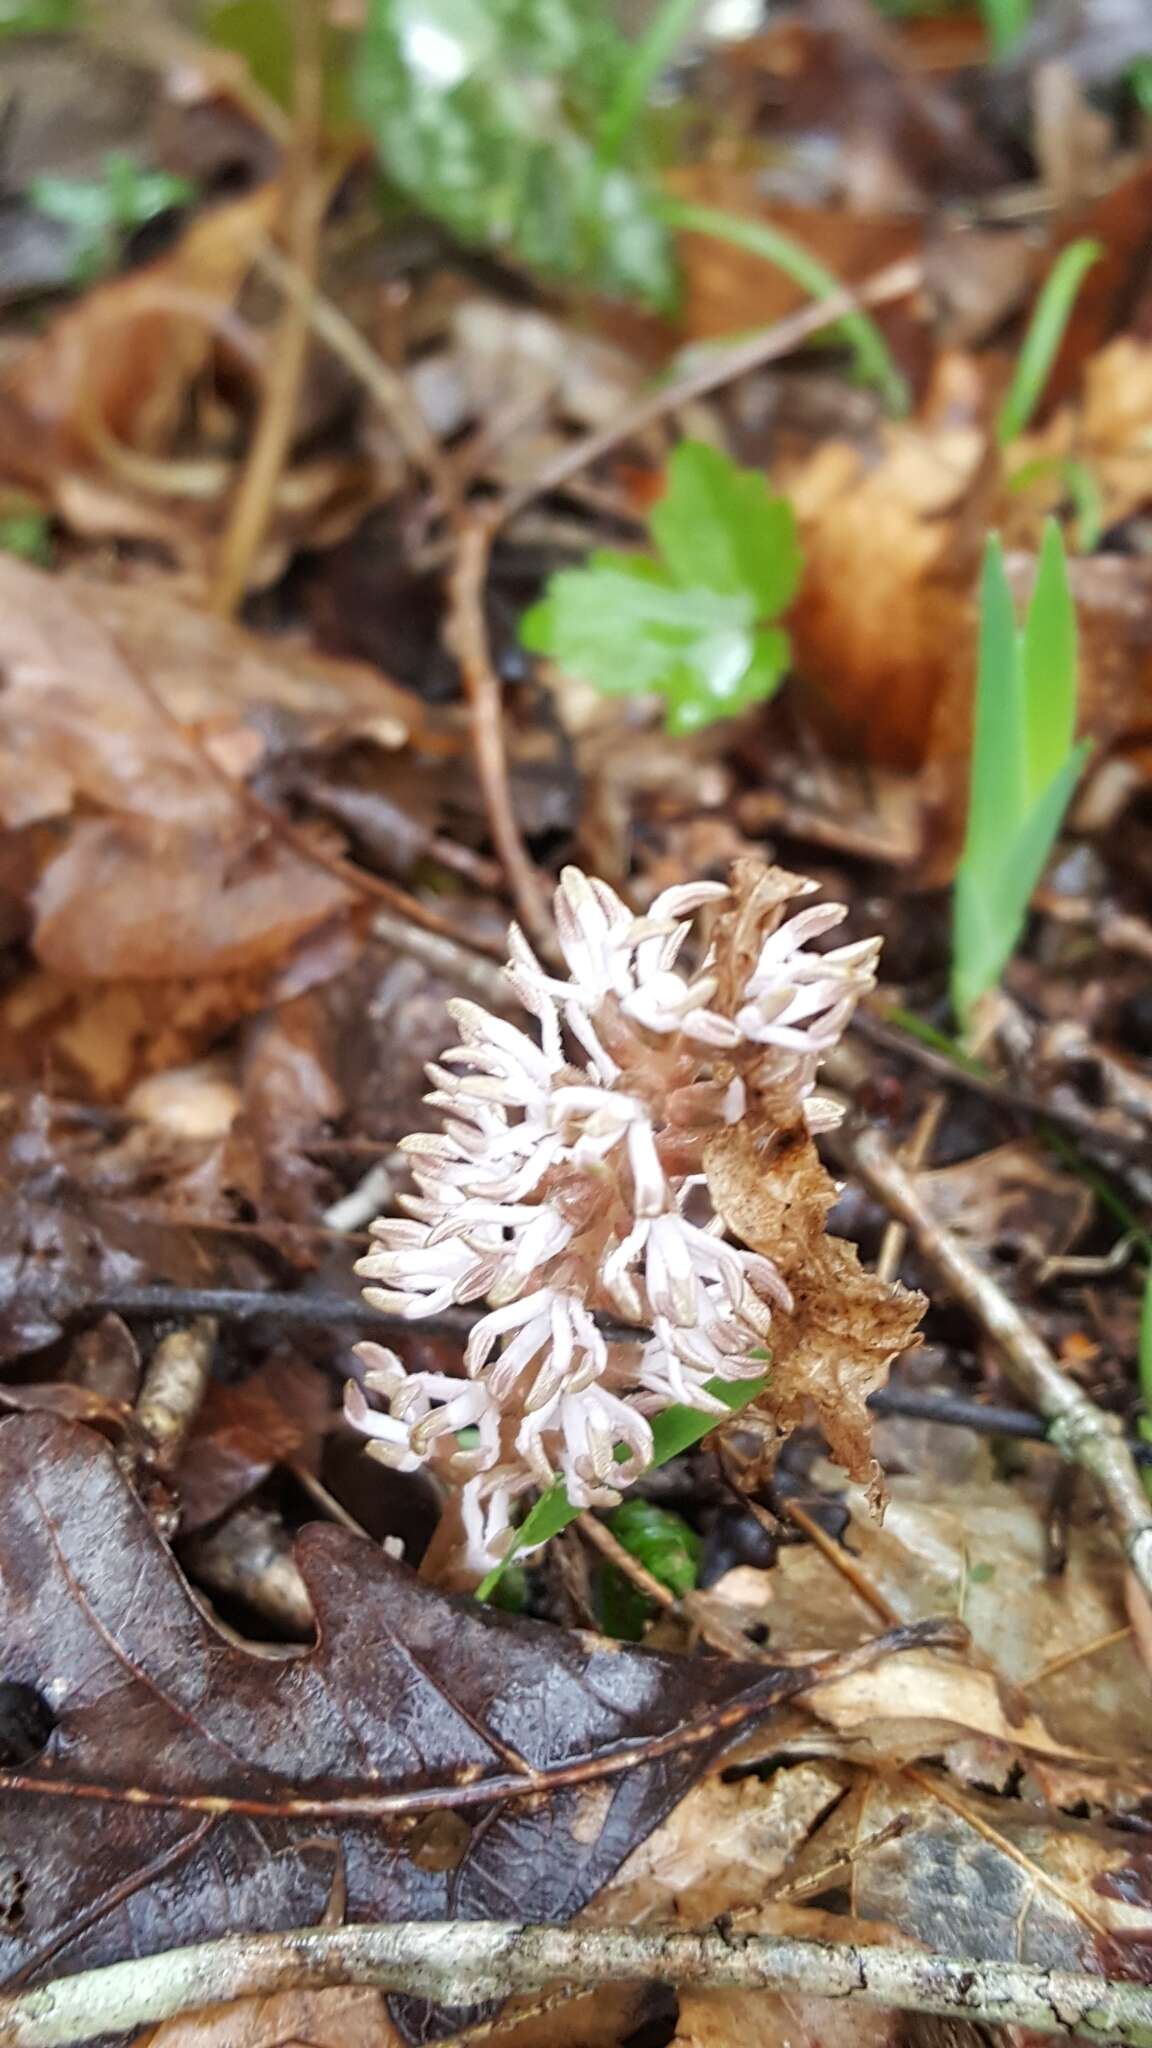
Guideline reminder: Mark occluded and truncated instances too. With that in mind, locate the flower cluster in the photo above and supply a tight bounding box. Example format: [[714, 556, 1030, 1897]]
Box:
[[348, 863, 880, 1576]]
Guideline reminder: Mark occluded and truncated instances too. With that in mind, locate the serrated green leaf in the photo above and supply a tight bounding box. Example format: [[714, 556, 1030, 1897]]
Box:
[[650, 440, 802, 615], [1022, 518, 1078, 799], [477, 1372, 767, 1599], [521, 441, 799, 733]]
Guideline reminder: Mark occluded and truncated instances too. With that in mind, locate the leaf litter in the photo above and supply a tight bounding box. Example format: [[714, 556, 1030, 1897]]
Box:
[[1, 5, 1152, 2047]]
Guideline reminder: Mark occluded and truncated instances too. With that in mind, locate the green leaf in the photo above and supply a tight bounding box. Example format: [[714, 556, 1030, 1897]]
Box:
[[0, 512, 51, 564], [357, 0, 676, 307], [997, 238, 1102, 445], [521, 440, 799, 734], [650, 440, 802, 615], [607, 1499, 702, 1596], [0, 0, 76, 32], [1022, 517, 1078, 799], [662, 199, 909, 416], [953, 521, 1087, 1027], [30, 154, 194, 283], [477, 1372, 767, 1599], [959, 535, 1026, 880], [952, 744, 1088, 1025]]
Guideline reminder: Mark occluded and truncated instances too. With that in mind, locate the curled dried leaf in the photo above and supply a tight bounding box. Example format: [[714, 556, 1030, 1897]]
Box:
[[704, 1120, 924, 1503]]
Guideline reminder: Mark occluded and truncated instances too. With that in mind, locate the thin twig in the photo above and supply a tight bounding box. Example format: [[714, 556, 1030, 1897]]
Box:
[[1, 1918, 1149, 2047], [253, 239, 456, 501], [446, 515, 555, 956], [576, 1512, 677, 1610], [84, 1285, 1152, 1464], [842, 1119, 1152, 1601], [497, 257, 922, 524], [210, 0, 325, 614]]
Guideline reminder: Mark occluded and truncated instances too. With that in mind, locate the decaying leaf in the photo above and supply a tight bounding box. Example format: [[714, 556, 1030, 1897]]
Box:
[[915, 1141, 1093, 1273], [704, 1120, 924, 1498], [0, 1413, 942, 2038], [0, 183, 278, 485], [138, 1986, 402, 2048], [708, 1467, 1152, 1781]]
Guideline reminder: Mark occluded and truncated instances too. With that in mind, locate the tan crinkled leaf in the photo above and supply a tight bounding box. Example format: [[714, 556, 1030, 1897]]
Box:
[[703, 1121, 924, 1497]]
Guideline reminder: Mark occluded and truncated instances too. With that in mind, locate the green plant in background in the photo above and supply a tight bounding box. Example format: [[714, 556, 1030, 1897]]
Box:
[[29, 153, 195, 283], [663, 201, 908, 413], [477, 1370, 766, 1598], [521, 440, 801, 735], [0, 511, 51, 564], [979, 0, 1032, 59], [952, 519, 1087, 1028], [598, 1500, 702, 1639], [1139, 1265, 1152, 1504], [998, 239, 1102, 445], [356, 0, 677, 308], [0, 0, 76, 31]]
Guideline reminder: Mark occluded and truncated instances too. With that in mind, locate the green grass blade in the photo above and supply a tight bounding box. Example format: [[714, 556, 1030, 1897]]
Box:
[[952, 744, 1087, 1025], [596, 0, 697, 168], [477, 1372, 767, 1598], [662, 199, 908, 415], [1022, 518, 1078, 798], [980, 0, 1032, 59], [961, 535, 1026, 875], [996, 238, 1102, 444]]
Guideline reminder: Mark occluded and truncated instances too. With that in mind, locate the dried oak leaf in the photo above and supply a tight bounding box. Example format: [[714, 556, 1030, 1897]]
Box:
[[703, 1121, 924, 1500], [0, 1415, 938, 2041]]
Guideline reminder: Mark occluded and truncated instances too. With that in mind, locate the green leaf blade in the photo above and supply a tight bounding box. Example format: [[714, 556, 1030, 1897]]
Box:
[[478, 1372, 767, 1598], [1022, 518, 1078, 799]]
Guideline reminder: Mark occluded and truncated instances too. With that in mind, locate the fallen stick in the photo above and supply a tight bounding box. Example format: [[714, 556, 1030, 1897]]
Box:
[[842, 1120, 1152, 1602], [1, 1920, 1148, 2047]]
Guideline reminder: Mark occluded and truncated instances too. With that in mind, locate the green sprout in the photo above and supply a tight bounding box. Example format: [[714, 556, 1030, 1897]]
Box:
[[478, 1371, 766, 1599], [997, 239, 1102, 445], [952, 520, 1088, 1029], [598, 1499, 702, 1639], [29, 153, 195, 283], [521, 440, 801, 736], [979, 0, 1032, 58], [662, 200, 908, 415]]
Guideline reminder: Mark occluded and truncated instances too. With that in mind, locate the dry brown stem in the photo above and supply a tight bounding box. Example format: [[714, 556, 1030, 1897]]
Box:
[[446, 515, 555, 957], [210, 0, 326, 614]]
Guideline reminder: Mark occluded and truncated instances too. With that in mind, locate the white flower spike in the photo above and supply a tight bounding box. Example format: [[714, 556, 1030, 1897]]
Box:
[[348, 862, 880, 1578]]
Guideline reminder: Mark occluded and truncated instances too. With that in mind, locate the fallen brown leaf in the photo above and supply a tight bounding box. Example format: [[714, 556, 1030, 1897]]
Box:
[[137, 1985, 401, 2048], [704, 1120, 923, 1496]]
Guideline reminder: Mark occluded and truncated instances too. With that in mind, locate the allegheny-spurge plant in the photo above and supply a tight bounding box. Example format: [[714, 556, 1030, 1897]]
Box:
[[347, 860, 921, 1585]]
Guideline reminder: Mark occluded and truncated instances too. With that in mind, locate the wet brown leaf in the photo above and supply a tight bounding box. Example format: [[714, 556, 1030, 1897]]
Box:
[[915, 1141, 1093, 1273], [0, 1413, 925, 2039], [177, 1355, 332, 1535], [0, 184, 278, 485], [704, 1121, 924, 1496]]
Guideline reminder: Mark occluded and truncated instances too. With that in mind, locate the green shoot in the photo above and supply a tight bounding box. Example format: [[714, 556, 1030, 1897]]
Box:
[[477, 1371, 767, 1598], [30, 153, 194, 283], [1007, 454, 1103, 554], [0, 511, 51, 564], [521, 440, 801, 735], [596, 0, 697, 168], [1131, 1261, 1139, 1507], [979, 0, 1031, 58], [663, 199, 908, 415], [997, 239, 1102, 445], [0, 0, 76, 31], [952, 520, 1088, 1028], [598, 1500, 702, 1638]]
